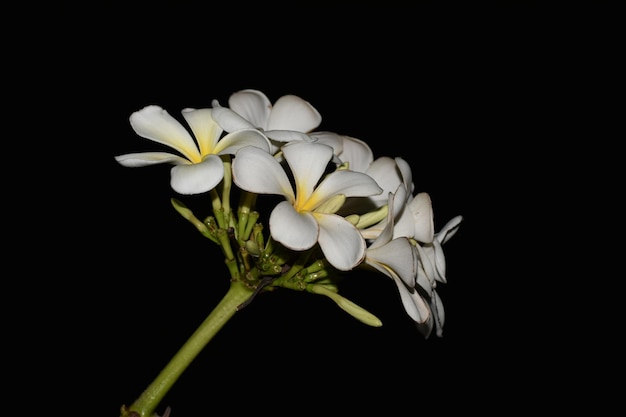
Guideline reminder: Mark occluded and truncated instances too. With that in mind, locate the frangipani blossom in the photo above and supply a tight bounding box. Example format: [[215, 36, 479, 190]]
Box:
[[364, 189, 432, 324], [232, 141, 382, 271], [417, 214, 464, 287], [415, 214, 464, 338], [228, 89, 322, 132], [216, 89, 322, 154], [115, 105, 270, 195]]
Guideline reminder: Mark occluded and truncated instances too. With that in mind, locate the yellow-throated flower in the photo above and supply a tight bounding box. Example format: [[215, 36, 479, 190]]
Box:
[[232, 141, 382, 271], [115, 105, 270, 194]]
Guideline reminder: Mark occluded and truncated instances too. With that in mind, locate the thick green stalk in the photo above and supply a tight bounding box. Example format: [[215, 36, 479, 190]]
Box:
[[120, 281, 255, 417]]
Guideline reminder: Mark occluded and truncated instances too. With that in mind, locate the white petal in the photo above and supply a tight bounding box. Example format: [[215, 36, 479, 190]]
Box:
[[210, 106, 257, 132], [130, 105, 201, 162], [395, 157, 414, 195], [367, 193, 394, 247], [309, 131, 344, 155], [410, 192, 434, 243], [115, 152, 189, 167], [267, 94, 322, 132], [437, 215, 463, 244], [415, 243, 437, 286], [366, 157, 404, 202], [431, 240, 447, 283], [338, 135, 373, 173], [170, 155, 224, 195], [431, 290, 445, 337], [393, 204, 417, 239], [181, 108, 221, 156], [282, 142, 334, 202], [213, 128, 271, 155], [316, 213, 366, 271], [263, 130, 314, 144], [312, 170, 382, 208], [416, 269, 433, 298], [394, 279, 431, 323], [416, 314, 434, 338], [232, 146, 294, 200], [228, 89, 272, 129], [270, 201, 318, 250], [390, 184, 408, 219], [366, 238, 417, 287]]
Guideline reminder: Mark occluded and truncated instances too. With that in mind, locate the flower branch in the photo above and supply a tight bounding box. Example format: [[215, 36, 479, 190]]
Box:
[[115, 89, 462, 416]]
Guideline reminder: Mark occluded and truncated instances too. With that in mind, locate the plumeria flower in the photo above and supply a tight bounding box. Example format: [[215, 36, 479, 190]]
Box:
[[363, 186, 433, 325], [415, 214, 464, 338], [115, 105, 271, 195], [232, 141, 383, 271], [214, 89, 322, 154]]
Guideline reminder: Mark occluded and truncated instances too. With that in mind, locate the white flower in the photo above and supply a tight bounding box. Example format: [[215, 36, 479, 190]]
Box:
[[417, 214, 464, 287], [115, 105, 270, 195], [363, 189, 432, 324], [232, 141, 382, 271], [228, 89, 322, 132], [415, 215, 464, 338], [216, 89, 322, 154]]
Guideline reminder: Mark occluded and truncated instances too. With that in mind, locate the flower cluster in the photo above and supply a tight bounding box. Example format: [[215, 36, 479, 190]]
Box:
[[116, 89, 462, 339]]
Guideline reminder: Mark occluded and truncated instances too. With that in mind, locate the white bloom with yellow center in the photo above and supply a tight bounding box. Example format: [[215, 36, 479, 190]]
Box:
[[115, 105, 270, 195], [232, 141, 382, 271]]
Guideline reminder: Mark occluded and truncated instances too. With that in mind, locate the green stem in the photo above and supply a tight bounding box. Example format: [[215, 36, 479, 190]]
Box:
[[120, 281, 255, 417]]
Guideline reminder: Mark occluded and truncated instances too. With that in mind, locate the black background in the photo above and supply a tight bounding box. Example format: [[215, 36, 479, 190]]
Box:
[[25, 5, 622, 417]]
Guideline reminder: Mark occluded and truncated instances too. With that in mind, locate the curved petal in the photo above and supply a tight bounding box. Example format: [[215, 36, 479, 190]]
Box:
[[415, 242, 437, 287], [410, 192, 434, 243], [115, 152, 189, 167], [366, 237, 417, 287], [232, 146, 294, 201], [228, 89, 272, 129], [309, 131, 344, 155], [395, 157, 414, 195], [394, 278, 431, 323], [308, 170, 382, 211], [282, 142, 333, 203], [170, 155, 224, 195], [437, 215, 463, 244], [213, 128, 271, 155], [181, 108, 222, 156], [211, 106, 257, 132], [130, 105, 201, 162], [416, 314, 434, 338], [263, 130, 314, 144], [366, 157, 404, 204], [267, 94, 322, 132], [430, 240, 447, 283], [270, 201, 318, 250], [430, 289, 445, 337], [316, 213, 366, 271], [338, 135, 373, 173]]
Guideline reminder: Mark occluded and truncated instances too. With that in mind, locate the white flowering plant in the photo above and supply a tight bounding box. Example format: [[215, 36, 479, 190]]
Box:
[[115, 89, 462, 417]]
